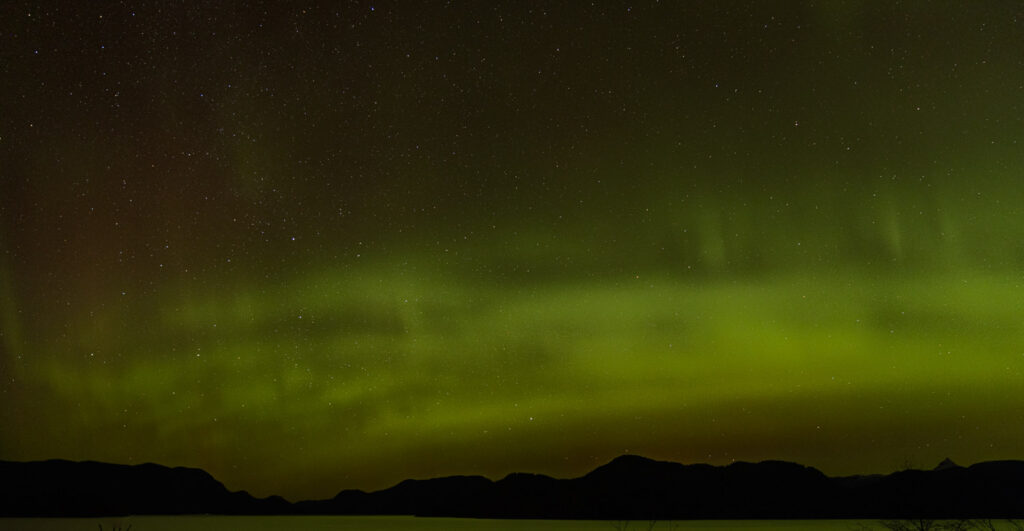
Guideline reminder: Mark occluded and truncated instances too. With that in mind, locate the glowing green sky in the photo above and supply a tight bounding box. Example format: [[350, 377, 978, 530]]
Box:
[[3, 1, 1024, 501]]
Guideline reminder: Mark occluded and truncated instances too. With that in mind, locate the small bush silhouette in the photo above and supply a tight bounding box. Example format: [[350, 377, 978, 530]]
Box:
[[867, 520, 1024, 531]]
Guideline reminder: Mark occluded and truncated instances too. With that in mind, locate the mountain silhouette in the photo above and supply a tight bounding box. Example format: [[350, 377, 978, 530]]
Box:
[[934, 457, 962, 471], [3, 456, 1024, 518], [0, 459, 289, 517]]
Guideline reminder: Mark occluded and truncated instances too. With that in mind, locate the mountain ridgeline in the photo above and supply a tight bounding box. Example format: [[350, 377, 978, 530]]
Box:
[[2, 456, 1023, 518], [0, 460, 290, 517]]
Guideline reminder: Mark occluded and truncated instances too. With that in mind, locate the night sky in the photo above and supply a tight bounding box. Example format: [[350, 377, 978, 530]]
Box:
[[3, 1, 1024, 501]]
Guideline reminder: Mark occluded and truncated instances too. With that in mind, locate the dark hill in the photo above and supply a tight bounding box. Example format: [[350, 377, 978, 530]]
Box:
[[298, 457, 1024, 519], [4, 456, 1024, 518], [0, 459, 289, 517]]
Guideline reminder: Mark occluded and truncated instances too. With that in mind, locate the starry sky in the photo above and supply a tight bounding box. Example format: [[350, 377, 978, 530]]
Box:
[[3, 1, 1024, 501]]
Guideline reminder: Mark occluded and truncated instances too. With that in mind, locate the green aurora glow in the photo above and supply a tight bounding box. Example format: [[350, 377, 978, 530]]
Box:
[[3, 1, 1024, 500]]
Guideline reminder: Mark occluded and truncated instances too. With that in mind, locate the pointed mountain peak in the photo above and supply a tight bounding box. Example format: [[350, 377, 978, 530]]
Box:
[[934, 458, 961, 471]]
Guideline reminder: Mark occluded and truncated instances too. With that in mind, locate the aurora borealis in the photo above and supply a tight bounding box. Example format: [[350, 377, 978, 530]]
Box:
[[3, 1, 1024, 501]]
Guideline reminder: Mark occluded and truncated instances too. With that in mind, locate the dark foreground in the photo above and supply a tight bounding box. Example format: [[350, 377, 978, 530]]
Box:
[[0, 519, 999, 531], [2, 456, 1023, 519], [2, 517, 1024, 531]]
